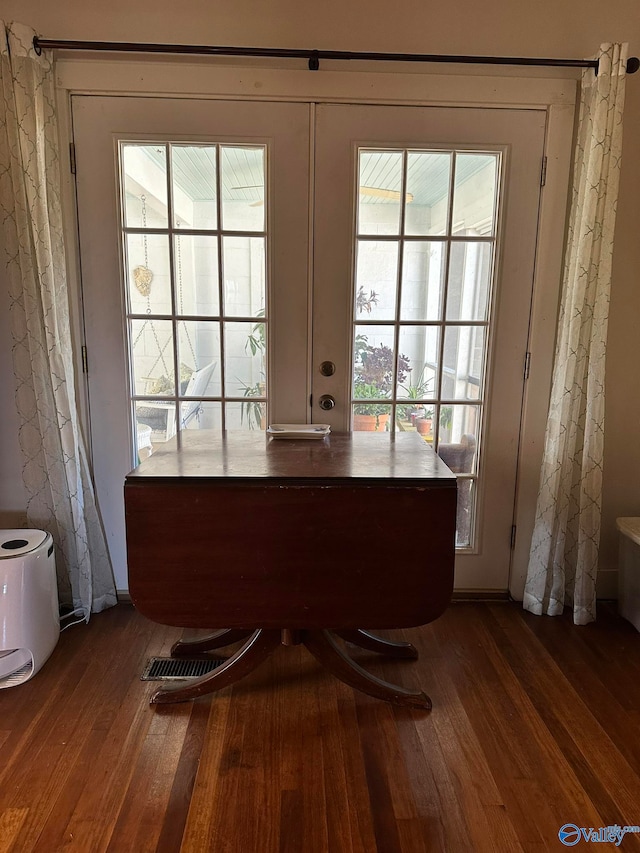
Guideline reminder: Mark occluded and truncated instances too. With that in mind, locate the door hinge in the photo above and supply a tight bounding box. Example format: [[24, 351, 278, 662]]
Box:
[[540, 156, 547, 187], [69, 142, 76, 175], [81, 345, 88, 374], [524, 351, 531, 381], [309, 393, 313, 408], [510, 525, 517, 550]]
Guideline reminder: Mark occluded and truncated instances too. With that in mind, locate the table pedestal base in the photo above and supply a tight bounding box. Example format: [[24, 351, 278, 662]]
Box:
[[151, 628, 430, 709]]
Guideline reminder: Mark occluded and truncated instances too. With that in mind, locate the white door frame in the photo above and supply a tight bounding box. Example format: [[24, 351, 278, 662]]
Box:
[[54, 58, 576, 598]]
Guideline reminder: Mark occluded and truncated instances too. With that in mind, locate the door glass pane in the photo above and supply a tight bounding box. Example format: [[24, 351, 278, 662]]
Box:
[[177, 321, 221, 397], [220, 146, 265, 232], [441, 326, 486, 400], [125, 233, 172, 315], [446, 242, 493, 322], [438, 404, 480, 462], [224, 321, 266, 399], [352, 325, 398, 433], [351, 145, 501, 550], [354, 242, 398, 321], [174, 234, 220, 317], [122, 144, 168, 228], [223, 236, 266, 318], [400, 241, 445, 321], [397, 326, 440, 399], [353, 324, 397, 398], [172, 145, 217, 230], [130, 318, 175, 396], [452, 153, 499, 236], [404, 151, 451, 236], [184, 401, 222, 431], [135, 400, 177, 450], [226, 400, 266, 431], [120, 139, 270, 456], [357, 150, 403, 235], [437, 404, 480, 547]]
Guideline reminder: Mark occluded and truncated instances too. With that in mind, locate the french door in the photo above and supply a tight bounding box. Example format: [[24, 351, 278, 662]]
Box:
[[72, 95, 545, 593], [312, 104, 545, 590]]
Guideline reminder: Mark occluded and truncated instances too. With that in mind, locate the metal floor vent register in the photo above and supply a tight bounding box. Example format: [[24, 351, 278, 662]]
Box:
[[141, 657, 225, 681]]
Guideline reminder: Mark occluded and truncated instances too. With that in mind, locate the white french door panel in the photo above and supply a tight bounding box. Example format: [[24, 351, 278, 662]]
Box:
[[312, 104, 546, 591], [73, 96, 311, 588]]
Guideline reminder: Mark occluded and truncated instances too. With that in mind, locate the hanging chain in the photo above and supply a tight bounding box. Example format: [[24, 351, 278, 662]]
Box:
[[132, 193, 171, 380], [142, 195, 149, 268], [176, 223, 198, 371]]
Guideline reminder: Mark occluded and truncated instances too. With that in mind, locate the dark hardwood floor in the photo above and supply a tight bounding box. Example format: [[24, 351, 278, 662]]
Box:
[[1, 601, 640, 852]]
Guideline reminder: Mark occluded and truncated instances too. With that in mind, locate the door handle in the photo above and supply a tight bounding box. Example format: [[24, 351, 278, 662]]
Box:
[[319, 361, 336, 376], [318, 394, 336, 411]]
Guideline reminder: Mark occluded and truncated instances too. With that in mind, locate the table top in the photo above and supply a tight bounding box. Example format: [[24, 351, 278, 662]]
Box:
[[126, 430, 456, 488]]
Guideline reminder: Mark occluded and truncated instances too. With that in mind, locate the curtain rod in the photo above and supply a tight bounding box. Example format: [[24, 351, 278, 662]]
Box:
[[33, 37, 640, 75]]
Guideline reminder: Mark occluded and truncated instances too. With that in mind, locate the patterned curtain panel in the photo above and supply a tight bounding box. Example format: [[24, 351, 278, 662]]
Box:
[[524, 43, 628, 625], [0, 22, 116, 616]]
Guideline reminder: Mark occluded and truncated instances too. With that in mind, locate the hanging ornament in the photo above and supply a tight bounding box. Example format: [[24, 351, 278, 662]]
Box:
[[133, 265, 153, 296]]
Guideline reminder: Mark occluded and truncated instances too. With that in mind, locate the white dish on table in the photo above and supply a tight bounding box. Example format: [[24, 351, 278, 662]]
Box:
[[267, 424, 331, 439]]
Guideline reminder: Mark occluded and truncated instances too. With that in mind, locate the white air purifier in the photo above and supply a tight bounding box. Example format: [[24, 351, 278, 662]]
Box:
[[0, 529, 60, 688]]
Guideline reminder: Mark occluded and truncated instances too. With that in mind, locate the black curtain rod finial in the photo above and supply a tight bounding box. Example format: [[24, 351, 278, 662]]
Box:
[[626, 56, 640, 74]]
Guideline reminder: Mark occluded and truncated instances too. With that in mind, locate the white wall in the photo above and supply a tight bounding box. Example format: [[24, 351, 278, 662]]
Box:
[[1, 0, 639, 589]]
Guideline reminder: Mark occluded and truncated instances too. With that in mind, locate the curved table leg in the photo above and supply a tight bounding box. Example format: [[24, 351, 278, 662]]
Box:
[[151, 629, 280, 705], [303, 630, 431, 710], [171, 628, 252, 657], [336, 629, 418, 660]]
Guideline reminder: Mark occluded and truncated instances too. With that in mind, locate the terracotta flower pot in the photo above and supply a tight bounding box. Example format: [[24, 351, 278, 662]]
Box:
[[353, 413, 390, 432], [415, 417, 432, 436]]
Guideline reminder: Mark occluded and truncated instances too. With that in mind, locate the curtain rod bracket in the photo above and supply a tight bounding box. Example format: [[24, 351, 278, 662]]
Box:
[[308, 51, 320, 71]]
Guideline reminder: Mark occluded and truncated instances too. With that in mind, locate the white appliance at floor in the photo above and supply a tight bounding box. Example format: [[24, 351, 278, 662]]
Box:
[[0, 529, 60, 688]]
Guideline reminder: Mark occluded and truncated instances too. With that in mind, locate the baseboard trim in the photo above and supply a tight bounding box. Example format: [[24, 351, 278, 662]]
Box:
[[596, 568, 618, 600], [114, 588, 618, 618], [116, 587, 511, 608], [451, 590, 511, 601]]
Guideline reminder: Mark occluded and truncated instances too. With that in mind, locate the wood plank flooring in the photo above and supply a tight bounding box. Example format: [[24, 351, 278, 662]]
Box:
[[1, 602, 640, 852]]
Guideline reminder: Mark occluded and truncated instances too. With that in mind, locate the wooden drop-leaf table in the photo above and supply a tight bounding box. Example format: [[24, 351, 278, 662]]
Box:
[[124, 431, 457, 708]]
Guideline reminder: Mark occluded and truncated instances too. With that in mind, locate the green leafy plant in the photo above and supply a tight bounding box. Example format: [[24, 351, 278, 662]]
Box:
[[398, 367, 434, 422], [352, 336, 410, 420], [240, 380, 266, 430], [439, 405, 453, 430], [353, 382, 390, 417], [244, 308, 266, 357], [240, 309, 267, 429], [356, 286, 379, 315]]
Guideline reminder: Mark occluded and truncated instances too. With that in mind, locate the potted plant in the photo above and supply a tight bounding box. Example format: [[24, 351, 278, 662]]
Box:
[[414, 409, 434, 436], [352, 335, 410, 431], [353, 382, 391, 431], [397, 367, 434, 429]]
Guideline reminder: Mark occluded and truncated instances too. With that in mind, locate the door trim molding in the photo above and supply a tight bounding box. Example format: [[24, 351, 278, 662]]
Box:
[[56, 57, 577, 108]]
